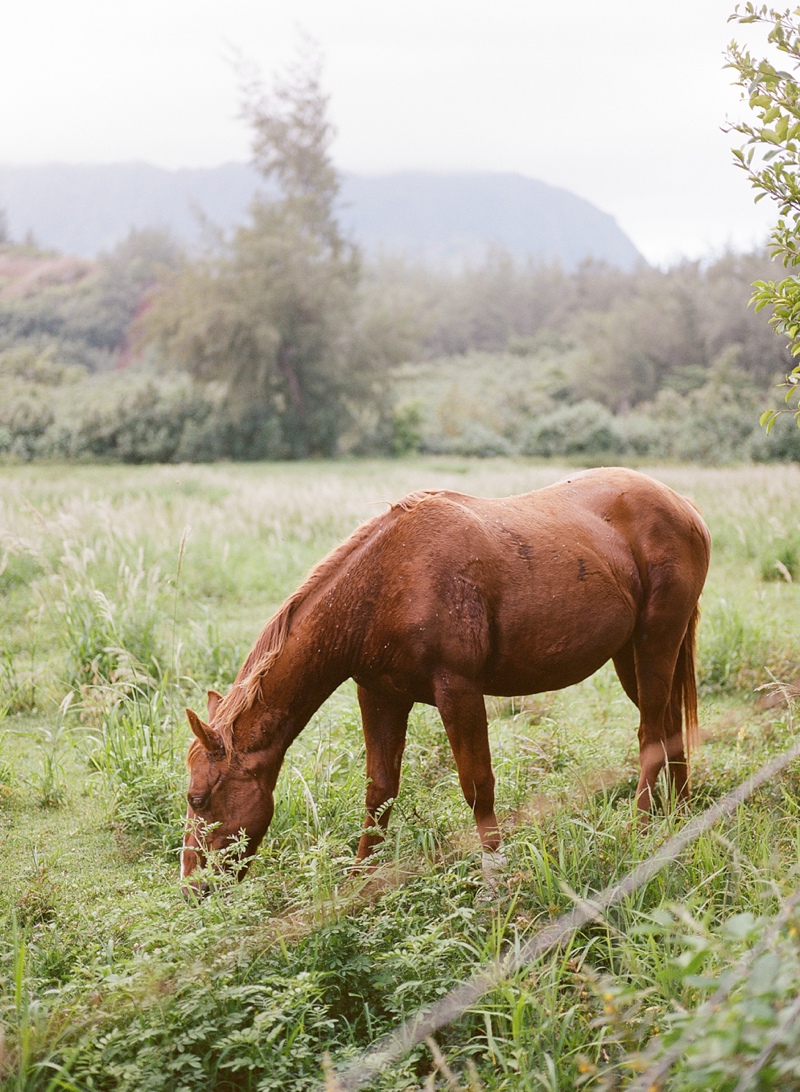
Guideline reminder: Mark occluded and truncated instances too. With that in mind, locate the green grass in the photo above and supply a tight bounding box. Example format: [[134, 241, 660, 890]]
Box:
[[1, 459, 800, 1090]]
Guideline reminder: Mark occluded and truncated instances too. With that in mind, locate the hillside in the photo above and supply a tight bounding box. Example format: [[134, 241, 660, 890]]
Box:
[[0, 250, 95, 299], [0, 162, 644, 270]]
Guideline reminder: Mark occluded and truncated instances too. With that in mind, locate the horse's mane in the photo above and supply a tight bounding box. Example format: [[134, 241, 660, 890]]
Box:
[[213, 495, 437, 748], [392, 489, 439, 512]]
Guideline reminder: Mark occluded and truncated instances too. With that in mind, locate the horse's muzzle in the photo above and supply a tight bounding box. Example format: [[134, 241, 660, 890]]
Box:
[[181, 879, 211, 901]]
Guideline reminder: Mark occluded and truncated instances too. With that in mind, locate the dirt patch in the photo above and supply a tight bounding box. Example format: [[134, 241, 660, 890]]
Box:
[[0, 252, 96, 299]]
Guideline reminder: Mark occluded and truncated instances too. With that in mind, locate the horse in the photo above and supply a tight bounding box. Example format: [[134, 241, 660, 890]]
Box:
[[181, 467, 710, 891]]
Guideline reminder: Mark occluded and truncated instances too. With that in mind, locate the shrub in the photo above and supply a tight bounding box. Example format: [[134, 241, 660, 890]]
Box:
[[423, 420, 513, 457], [612, 412, 670, 457], [389, 401, 425, 455], [751, 415, 800, 463], [73, 381, 216, 463], [521, 400, 623, 458]]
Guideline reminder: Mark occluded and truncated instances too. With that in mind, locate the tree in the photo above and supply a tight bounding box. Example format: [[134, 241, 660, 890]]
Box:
[[97, 228, 183, 330], [142, 50, 375, 458], [727, 4, 800, 430]]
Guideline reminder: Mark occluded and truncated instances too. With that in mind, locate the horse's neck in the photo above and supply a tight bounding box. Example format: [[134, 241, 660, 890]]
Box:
[[240, 600, 352, 754]]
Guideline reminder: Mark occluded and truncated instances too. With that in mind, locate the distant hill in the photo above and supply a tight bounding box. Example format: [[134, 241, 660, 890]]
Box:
[[0, 162, 644, 271], [339, 172, 644, 270]]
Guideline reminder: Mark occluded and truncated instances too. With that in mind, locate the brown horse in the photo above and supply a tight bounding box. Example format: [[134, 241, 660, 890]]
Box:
[[181, 467, 710, 890]]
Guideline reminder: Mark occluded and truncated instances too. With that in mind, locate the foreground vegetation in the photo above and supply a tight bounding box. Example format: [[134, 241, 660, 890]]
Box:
[[1, 458, 800, 1089]]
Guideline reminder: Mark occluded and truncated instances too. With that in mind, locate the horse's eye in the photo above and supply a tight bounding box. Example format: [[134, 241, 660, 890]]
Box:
[[188, 792, 209, 811]]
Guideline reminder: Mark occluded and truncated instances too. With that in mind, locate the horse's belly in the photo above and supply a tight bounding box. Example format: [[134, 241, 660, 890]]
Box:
[[483, 600, 636, 697], [485, 649, 613, 697]]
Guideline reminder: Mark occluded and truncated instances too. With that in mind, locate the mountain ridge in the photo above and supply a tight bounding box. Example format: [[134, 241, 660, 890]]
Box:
[[0, 161, 644, 271]]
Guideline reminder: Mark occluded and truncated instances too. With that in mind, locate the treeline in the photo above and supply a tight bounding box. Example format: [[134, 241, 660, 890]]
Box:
[[371, 247, 800, 463], [363, 246, 787, 393], [1, 233, 797, 463], [0, 58, 797, 464]]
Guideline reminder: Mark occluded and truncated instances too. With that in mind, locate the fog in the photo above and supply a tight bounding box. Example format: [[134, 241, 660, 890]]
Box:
[[0, 0, 778, 264]]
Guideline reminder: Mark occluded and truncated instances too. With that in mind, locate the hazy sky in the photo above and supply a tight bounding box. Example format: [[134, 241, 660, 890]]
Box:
[[0, 0, 780, 265]]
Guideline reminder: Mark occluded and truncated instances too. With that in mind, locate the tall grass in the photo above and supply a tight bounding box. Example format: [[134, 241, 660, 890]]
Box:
[[84, 681, 186, 854], [0, 460, 799, 1090], [53, 546, 166, 697]]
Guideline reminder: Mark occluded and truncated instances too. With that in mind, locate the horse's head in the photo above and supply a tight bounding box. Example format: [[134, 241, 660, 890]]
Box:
[[181, 690, 277, 896]]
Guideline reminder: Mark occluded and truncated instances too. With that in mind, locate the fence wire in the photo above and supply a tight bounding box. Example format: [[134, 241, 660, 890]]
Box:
[[326, 729, 800, 1091]]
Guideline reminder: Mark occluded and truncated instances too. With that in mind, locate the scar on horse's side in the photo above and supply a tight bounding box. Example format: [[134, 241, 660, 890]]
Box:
[[181, 467, 710, 892]]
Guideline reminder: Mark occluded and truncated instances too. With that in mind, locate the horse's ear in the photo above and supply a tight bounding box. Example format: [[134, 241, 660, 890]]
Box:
[[186, 708, 220, 752], [206, 689, 223, 720]]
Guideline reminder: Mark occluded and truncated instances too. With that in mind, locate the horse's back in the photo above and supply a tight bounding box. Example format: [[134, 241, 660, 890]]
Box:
[[364, 469, 709, 698], [390, 468, 709, 590]]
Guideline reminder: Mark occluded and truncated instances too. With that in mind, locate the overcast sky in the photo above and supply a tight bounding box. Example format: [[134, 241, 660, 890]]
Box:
[[0, 0, 781, 265]]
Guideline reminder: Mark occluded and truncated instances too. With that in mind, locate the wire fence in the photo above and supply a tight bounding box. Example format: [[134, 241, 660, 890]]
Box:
[[325, 723, 800, 1092], [628, 887, 800, 1092]]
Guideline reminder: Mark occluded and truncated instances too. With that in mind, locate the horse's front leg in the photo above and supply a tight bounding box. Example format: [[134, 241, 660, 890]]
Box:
[[433, 674, 501, 853], [355, 685, 412, 863]]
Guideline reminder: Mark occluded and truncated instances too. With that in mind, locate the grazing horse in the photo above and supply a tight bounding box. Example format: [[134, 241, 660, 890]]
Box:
[[181, 468, 710, 890]]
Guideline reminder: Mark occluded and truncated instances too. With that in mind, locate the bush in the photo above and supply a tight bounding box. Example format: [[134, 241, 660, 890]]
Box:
[[611, 412, 670, 457], [521, 400, 623, 458], [751, 414, 800, 463], [0, 354, 299, 464], [423, 420, 513, 457], [3, 340, 800, 466], [390, 401, 425, 455]]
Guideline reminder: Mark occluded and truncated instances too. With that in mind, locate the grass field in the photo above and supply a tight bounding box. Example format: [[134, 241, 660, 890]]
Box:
[[2, 458, 800, 1091]]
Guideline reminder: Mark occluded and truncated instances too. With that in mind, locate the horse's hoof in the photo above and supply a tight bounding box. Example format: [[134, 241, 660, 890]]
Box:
[[479, 849, 508, 900]]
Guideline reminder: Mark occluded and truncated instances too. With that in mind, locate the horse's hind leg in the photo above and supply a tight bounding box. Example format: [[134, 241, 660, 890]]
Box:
[[614, 639, 685, 809], [433, 674, 501, 853], [612, 640, 638, 707], [355, 686, 412, 862], [613, 640, 661, 811], [662, 688, 688, 807], [617, 598, 698, 819], [631, 620, 691, 817]]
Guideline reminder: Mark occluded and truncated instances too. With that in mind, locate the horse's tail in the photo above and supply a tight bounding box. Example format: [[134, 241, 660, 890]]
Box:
[[677, 603, 701, 766]]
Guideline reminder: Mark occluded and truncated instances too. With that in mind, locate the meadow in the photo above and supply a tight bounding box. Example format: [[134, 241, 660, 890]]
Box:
[[1, 457, 800, 1091]]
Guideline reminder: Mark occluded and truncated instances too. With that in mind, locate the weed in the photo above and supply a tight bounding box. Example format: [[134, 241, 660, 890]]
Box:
[[0, 909, 80, 1092], [185, 613, 241, 690], [13, 856, 60, 929], [86, 683, 178, 784], [113, 765, 184, 857], [602, 899, 800, 1090], [26, 723, 69, 809], [0, 757, 13, 801], [0, 647, 38, 719], [757, 517, 800, 582]]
